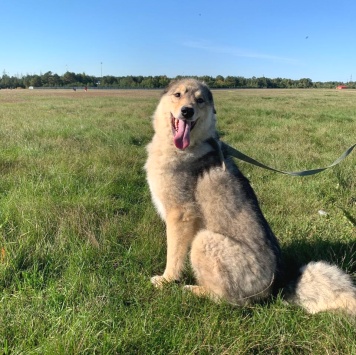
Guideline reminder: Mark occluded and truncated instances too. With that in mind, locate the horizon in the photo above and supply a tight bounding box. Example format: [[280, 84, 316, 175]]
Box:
[[1, 71, 352, 84]]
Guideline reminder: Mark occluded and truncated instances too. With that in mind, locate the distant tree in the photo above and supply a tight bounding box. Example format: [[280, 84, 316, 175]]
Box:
[[235, 76, 247, 87], [0, 71, 339, 90], [141, 77, 155, 88], [52, 74, 62, 86], [298, 78, 313, 88], [198, 75, 214, 87], [30, 75, 42, 87], [101, 75, 117, 86], [158, 75, 170, 88], [41, 71, 53, 86], [62, 71, 77, 86], [0, 71, 11, 88], [118, 76, 136, 88], [75, 72, 96, 86], [224, 76, 237, 88], [214, 75, 225, 88], [133, 76, 144, 86], [10, 76, 23, 88], [256, 77, 267, 88]]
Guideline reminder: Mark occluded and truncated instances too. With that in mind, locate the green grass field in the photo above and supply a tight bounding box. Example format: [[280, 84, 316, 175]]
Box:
[[0, 88, 355, 354]]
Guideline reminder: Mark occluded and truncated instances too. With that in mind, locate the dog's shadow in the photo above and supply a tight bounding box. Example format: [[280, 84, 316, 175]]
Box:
[[281, 238, 356, 277]]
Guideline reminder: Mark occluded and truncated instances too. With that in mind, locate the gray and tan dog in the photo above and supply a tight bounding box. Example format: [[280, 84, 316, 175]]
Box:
[[145, 78, 356, 314]]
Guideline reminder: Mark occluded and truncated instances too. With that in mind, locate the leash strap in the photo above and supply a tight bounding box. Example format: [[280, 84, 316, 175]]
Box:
[[209, 139, 356, 176]]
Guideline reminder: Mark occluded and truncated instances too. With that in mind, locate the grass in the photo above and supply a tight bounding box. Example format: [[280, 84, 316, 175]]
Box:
[[0, 88, 355, 354]]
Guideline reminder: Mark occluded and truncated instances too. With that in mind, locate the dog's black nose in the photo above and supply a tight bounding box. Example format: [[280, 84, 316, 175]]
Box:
[[181, 106, 194, 119]]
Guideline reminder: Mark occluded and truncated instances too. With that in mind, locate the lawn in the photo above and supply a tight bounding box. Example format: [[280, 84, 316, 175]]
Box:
[[0, 88, 355, 354]]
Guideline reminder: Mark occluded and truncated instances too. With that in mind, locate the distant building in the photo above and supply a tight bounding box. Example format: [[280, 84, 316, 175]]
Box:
[[336, 85, 348, 90]]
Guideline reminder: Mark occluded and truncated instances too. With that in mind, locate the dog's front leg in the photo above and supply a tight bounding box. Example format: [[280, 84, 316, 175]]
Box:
[[151, 206, 199, 288]]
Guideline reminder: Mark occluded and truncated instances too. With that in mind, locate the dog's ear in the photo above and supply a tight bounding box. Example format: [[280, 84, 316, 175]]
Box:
[[206, 89, 216, 114]]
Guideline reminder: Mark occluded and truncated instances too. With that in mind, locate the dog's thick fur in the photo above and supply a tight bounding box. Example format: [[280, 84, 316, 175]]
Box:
[[145, 78, 356, 314]]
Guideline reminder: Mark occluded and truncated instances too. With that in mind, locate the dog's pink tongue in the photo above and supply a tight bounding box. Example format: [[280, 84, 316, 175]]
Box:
[[174, 120, 191, 150]]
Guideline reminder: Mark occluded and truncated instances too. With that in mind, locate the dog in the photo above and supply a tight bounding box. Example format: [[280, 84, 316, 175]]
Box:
[[144, 78, 356, 314]]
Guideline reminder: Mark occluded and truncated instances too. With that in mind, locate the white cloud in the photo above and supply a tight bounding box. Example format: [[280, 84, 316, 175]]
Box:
[[182, 40, 300, 65]]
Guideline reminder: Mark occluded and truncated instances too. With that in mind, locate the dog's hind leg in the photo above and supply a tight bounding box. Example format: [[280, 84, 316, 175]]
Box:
[[188, 229, 275, 305], [183, 285, 222, 302], [187, 230, 235, 302], [151, 206, 200, 287]]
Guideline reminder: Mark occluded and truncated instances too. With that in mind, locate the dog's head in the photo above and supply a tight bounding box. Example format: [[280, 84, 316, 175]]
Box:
[[153, 79, 216, 150]]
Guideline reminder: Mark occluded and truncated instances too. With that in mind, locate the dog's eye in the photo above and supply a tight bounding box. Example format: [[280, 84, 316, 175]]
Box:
[[174, 92, 181, 98], [196, 98, 205, 104]]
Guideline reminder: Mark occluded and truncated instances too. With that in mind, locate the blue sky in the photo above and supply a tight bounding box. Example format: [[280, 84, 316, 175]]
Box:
[[1, 0, 355, 82]]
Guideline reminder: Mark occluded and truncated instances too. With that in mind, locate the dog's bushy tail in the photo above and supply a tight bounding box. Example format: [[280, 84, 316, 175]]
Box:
[[284, 261, 356, 315]]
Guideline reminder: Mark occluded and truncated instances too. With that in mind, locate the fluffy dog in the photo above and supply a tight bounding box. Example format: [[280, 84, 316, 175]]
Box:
[[145, 78, 356, 314]]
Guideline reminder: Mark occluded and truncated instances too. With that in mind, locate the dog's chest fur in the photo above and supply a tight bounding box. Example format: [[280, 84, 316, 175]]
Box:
[[145, 142, 222, 221]]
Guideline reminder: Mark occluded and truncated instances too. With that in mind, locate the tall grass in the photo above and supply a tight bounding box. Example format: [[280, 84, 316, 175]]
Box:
[[0, 88, 355, 354]]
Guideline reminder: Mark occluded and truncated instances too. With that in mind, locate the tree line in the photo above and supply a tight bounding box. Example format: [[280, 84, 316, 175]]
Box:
[[1, 71, 355, 89]]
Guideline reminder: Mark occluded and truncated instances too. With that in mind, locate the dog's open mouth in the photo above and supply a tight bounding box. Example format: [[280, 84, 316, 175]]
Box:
[[171, 115, 197, 150]]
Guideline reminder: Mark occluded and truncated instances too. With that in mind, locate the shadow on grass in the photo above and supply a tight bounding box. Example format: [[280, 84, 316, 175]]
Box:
[[281, 237, 355, 273]]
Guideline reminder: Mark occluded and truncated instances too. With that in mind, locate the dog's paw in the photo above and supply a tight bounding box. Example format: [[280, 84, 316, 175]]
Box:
[[150, 275, 169, 288], [183, 285, 199, 293]]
